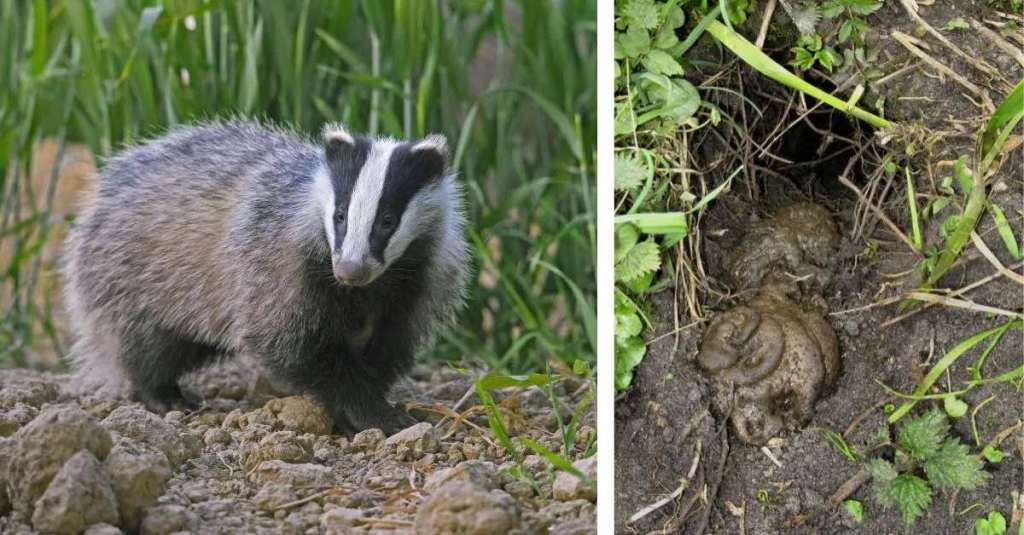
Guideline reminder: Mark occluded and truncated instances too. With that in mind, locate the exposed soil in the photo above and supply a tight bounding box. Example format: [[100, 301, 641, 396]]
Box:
[[616, 2, 1023, 533], [0, 360, 596, 534]]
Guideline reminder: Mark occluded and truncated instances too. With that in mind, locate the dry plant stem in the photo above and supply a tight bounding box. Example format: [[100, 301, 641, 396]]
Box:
[[836, 151, 920, 255], [628, 439, 703, 524], [272, 488, 335, 511], [826, 468, 870, 511], [694, 428, 730, 535], [755, 0, 777, 49], [844, 396, 895, 437], [904, 291, 1024, 319], [898, 0, 999, 77], [892, 31, 996, 112], [881, 261, 1024, 327], [979, 420, 1024, 458], [972, 18, 1024, 68], [971, 231, 1024, 286]]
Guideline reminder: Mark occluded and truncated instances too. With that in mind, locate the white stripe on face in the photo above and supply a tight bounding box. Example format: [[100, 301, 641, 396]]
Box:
[[339, 139, 398, 262], [313, 164, 336, 250], [384, 181, 444, 265]]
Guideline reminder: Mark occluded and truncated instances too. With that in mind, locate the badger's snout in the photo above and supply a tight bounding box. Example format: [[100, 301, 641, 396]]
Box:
[[333, 257, 377, 286]]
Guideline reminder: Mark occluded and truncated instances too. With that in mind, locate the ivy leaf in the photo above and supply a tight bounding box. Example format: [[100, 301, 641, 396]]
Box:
[[897, 409, 948, 460], [633, 74, 700, 125], [886, 474, 932, 526], [838, 19, 854, 42], [615, 100, 638, 136], [643, 49, 683, 76], [653, 26, 679, 49], [615, 153, 648, 191], [664, 5, 685, 28], [976, 511, 1008, 535], [620, 0, 660, 31], [615, 223, 640, 262], [923, 439, 989, 491], [616, 239, 661, 282]]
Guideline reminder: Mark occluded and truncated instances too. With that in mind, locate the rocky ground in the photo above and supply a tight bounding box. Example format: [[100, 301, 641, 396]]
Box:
[[0, 361, 596, 534]]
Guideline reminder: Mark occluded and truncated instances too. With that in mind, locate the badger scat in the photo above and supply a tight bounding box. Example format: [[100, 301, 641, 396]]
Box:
[[63, 120, 470, 435]]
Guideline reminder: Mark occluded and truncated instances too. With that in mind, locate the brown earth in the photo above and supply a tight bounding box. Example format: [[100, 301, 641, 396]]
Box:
[[616, 2, 1023, 533]]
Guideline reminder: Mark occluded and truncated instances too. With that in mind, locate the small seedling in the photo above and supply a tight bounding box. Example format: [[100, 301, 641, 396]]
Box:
[[865, 409, 989, 526], [843, 499, 865, 523], [975, 511, 1007, 535]]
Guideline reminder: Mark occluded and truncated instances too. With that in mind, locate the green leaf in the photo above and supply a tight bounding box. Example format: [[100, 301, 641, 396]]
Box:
[[943, 394, 968, 418], [988, 203, 1021, 260], [982, 78, 1024, 162], [621, 0, 660, 31], [616, 239, 661, 282], [865, 457, 898, 484], [634, 74, 700, 125], [981, 445, 1005, 463], [838, 19, 854, 42], [821, 0, 845, 18], [897, 409, 948, 459], [848, 0, 884, 16], [943, 17, 970, 31], [886, 474, 933, 526], [614, 153, 648, 191], [816, 48, 839, 72], [791, 47, 815, 70], [615, 223, 640, 262], [843, 500, 865, 523], [653, 26, 679, 49], [976, 511, 1008, 535], [923, 439, 989, 490], [615, 335, 646, 391], [618, 25, 651, 58], [954, 155, 974, 194], [643, 49, 683, 76]]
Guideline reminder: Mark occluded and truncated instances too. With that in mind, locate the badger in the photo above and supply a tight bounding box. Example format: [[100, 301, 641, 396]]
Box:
[[62, 120, 470, 434]]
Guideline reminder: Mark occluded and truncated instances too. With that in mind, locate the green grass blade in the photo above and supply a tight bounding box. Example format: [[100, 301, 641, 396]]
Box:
[[705, 20, 892, 129]]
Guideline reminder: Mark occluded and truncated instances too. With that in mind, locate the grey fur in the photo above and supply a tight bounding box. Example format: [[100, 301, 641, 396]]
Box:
[[63, 119, 470, 433]]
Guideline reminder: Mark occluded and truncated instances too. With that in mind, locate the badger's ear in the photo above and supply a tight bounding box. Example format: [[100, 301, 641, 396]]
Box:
[[409, 134, 448, 180], [322, 123, 355, 160]]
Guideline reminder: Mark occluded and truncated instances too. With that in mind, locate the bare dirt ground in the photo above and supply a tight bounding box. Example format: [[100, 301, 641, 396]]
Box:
[[616, 2, 1023, 533], [0, 361, 596, 534]]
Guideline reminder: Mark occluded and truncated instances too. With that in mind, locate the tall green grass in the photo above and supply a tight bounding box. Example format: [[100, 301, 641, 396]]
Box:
[[0, 0, 596, 373]]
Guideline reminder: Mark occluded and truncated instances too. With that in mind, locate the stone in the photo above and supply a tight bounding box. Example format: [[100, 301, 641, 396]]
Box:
[[261, 396, 333, 435], [7, 404, 112, 515], [102, 406, 201, 468], [552, 458, 596, 502], [31, 450, 120, 534], [203, 427, 232, 447], [83, 523, 124, 535], [415, 482, 527, 535], [252, 484, 299, 512], [0, 379, 60, 409], [424, 460, 499, 493], [350, 428, 385, 452], [139, 504, 196, 535], [104, 440, 173, 531], [320, 507, 364, 533], [240, 431, 313, 471], [250, 461, 336, 487], [384, 422, 439, 461], [0, 403, 38, 437]]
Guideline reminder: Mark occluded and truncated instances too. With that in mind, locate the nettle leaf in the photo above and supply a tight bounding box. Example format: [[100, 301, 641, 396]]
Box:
[[897, 409, 949, 460], [615, 153, 648, 191], [886, 474, 932, 526], [848, 0, 884, 16], [618, 25, 651, 58], [643, 49, 683, 76], [865, 457, 898, 484], [923, 439, 989, 490], [820, 0, 845, 19], [621, 0, 660, 31], [616, 239, 661, 282], [615, 101, 638, 136]]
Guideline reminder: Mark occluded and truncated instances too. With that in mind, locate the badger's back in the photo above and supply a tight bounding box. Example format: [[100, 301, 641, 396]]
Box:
[[64, 122, 320, 387]]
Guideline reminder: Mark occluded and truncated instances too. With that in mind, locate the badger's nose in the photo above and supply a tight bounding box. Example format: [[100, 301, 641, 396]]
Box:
[[335, 260, 372, 286]]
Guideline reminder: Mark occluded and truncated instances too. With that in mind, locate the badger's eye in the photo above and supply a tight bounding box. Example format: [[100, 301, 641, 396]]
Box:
[[334, 211, 346, 223], [381, 213, 395, 229]]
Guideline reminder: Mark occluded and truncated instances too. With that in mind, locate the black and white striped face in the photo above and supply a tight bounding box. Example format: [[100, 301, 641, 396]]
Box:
[[316, 124, 448, 286]]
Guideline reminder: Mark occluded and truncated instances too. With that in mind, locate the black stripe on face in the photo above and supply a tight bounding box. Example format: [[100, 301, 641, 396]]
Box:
[[325, 137, 372, 251], [367, 143, 446, 262]]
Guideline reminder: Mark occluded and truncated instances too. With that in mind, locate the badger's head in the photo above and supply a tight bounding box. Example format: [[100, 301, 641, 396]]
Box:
[[316, 123, 450, 287]]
